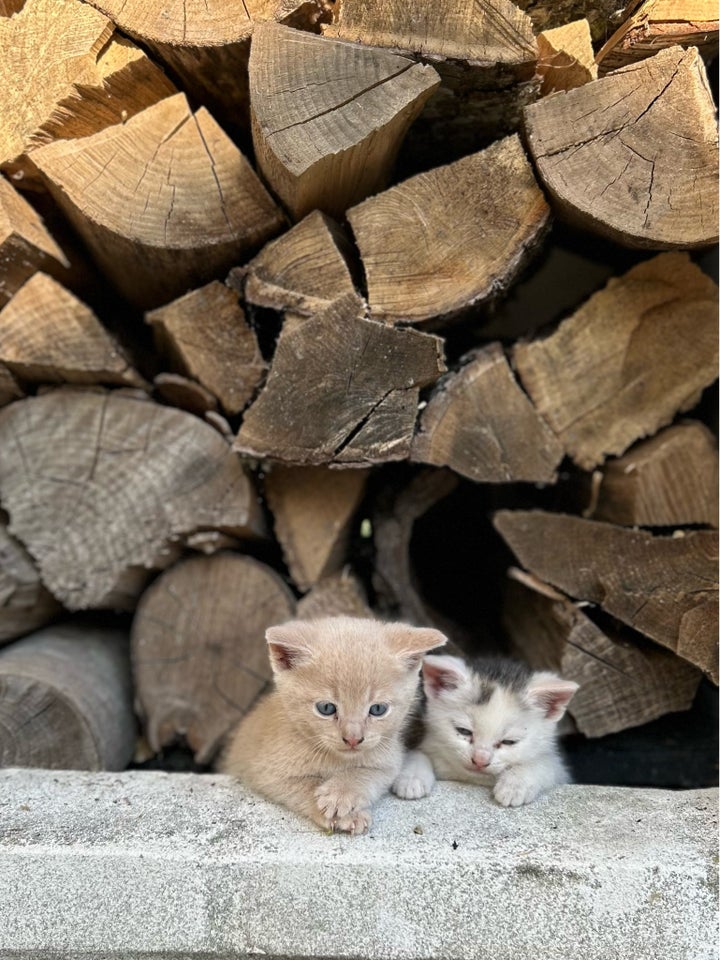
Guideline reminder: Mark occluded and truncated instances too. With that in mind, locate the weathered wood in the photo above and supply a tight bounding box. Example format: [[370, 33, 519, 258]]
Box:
[[536, 19, 597, 96], [512, 253, 718, 471], [131, 552, 295, 763], [0, 273, 146, 388], [590, 422, 719, 528], [153, 373, 219, 416], [296, 569, 374, 620], [347, 135, 550, 328], [0, 516, 62, 645], [0, 622, 135, 770], [235, 293, 445, 466], [0, 389, 265, 610], [503, 570, 702, 738], [232, 210, 357, 317], [0, 0, 175, 180], [249, 23, 440, 221], [83, 0, 326, 134], [494, 510, 719, 683], [264, 465, 369, 591], [412, 343, 563, 483], [516, 0, 620, 43], [147, 282, 266, 415], [31, 93, 284, 309], [0, 366, 23, 407], [0, 174, 69, 308], [596, 1, 718, 75], [524, 46, 719, 249]]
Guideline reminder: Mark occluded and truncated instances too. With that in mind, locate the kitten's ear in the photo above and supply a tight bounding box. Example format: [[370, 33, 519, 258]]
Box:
[[384, 624, 447, 670], [422, 655, 469, 697], [266, 622, 313, 673], [526, 673, 579, 721]]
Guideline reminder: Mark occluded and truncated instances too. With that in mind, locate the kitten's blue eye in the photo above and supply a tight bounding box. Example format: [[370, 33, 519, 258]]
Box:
[[455, 726, 473, 738], [369, 703, 388, 717], [500, 739, 517, 746], [315, 701, 337, 716]]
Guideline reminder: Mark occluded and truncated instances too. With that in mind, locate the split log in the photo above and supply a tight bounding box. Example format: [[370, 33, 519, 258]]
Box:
[[296, 570, 374, 620], [411, 343, 563, 483], [0, 0, 175, 181], [234, 293, 446, 466], [503, 570, 702, 737], [0, 174, 69, 308], [0, 517, 62, 645], [589, 422, 719, 528], [372, 467, 465, 653], [249, 23, 440, 221], [131, 553, 295, 763], [147, 282, 266, 415], [0, 622, 135, 770], [264, 465, 369, 591], [0, 366, 23, 407], [31, 93, 284, 309], [536, 19, 597, 96], [0, 273, 146, 388], [347, 135, 550, 328], [512, 253, 718, 471], [0, 389, 265, 610], [596, 1, 719, 75], [83, 0, 327, 135], [232, 210, 357, 317], [153, 373, 218, 417], [515, 0, 620, 43], [523, 46, 719, 249], [494, 510, 719, 683]]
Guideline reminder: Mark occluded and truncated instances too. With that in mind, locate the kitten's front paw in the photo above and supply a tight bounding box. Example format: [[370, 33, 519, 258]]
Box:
[[391, 772, 432, 800], [315, 782, 360, 822], [493, 773, 541, 808], [333, 809, 372, 835]]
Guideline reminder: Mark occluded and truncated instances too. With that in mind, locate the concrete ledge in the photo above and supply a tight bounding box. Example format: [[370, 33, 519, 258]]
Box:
[[0, 769, 716, 960]]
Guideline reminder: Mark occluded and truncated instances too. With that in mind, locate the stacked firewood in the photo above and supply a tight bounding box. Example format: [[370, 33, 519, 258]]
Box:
[[0, 0, 717, 772]]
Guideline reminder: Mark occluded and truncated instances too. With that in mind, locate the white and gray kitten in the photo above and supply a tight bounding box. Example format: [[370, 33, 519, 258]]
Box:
[[393, 655, 578, 807]]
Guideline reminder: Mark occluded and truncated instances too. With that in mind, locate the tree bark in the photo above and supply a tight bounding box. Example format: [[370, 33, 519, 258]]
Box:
[[523, 46, 719, 249], [31, 93, 285, 309], [131, 552, 295, 763], [0, 622, 135, 770]]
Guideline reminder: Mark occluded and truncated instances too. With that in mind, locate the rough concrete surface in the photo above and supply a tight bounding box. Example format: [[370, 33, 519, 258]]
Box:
[[0, 769, 716, 960]]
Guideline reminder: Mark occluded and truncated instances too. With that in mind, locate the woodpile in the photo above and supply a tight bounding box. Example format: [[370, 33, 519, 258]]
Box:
[[0, 0, 716, 779]]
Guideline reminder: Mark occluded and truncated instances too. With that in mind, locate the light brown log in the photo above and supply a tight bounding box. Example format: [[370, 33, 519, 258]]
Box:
[[0, 273, 146, 388], [232, 210, 357, 317], [31, 93, 284, 309], [0, 622, 135, 770], [0, 174, 69, 308], [493, 510, 718, 683], [509, 0, 620, 44], [131, 552, 295, 763], [0, 365, 23, 407], [249, 23, 440, 221], [0, 516, 62, 645], [503, 570, 702, 737], [147, 282, 266, 415], [234, 293, 445, 466], [0, 0, 175, 180], [153, 373, 219, 416], [524, 46, 719, 249], [264, 465, 369, 591], [411, 343, 563, 483], [83, 0, 325, 134], [296, 569, 374, 620], [0, 388, 265, 610], [536, 19, 597, 96], [347, 135, 550, 328], [596, 1, 718, 75], [512, 253, 718, 471], [590, 422, 719, 528]]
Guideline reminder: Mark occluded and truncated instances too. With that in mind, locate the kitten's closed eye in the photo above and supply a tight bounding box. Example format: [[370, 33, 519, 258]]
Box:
[[315, 701, 337, 717], [455, 726, 473, 738], [499, 739, 517, 747]]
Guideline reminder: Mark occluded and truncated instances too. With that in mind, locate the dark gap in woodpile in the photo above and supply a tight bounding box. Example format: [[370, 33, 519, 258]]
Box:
[[0, 0, 717, 790]]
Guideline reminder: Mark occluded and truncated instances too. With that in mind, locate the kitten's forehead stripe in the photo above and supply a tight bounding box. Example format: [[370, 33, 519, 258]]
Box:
[[470, 657, 532, 692], [474, 682, 494, 705]]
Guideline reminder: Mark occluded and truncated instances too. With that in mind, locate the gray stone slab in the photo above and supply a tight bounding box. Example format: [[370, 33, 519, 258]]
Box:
[[0, 768, 716, 960]]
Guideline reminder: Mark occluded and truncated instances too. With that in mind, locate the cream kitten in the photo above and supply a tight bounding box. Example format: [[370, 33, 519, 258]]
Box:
[[220, 616, 446, 834], [393, 655, 578, 807]]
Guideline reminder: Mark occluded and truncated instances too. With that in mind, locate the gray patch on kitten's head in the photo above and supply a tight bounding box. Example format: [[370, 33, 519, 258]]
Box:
[[469, 657, 534, 695]]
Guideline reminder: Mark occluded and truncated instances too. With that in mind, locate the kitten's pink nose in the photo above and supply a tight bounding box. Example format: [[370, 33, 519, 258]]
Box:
[[343, 736, 364, 749], [472, 750, 492, 769]]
